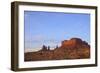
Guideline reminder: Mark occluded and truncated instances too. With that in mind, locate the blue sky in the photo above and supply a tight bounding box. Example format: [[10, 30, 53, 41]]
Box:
[[24, 11, 90, 50]]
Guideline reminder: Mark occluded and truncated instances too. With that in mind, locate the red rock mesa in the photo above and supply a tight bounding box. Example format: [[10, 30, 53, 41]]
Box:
[[25, 38, 90, 61]]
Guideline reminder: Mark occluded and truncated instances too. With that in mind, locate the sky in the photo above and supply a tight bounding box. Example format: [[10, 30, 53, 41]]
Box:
[[24, 11, 90, 51]]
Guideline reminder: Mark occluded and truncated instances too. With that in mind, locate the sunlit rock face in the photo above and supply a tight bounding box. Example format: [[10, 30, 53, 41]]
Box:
[[25, 38, 90, 61], [61, 38, 90, 49]]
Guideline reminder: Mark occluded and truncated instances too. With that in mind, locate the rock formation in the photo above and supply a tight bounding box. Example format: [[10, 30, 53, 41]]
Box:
[[25, 38, 90, 61]]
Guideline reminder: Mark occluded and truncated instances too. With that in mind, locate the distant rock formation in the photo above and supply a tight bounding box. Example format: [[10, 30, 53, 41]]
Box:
[[25, 38, 90, 61], [61, 38, 90, 49]]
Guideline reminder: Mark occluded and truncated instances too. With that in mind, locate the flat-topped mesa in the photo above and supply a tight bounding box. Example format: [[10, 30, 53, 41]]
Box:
[[25, 38, 90, 61], [62, 38, 82, 46], [61, 38, 89, 49]]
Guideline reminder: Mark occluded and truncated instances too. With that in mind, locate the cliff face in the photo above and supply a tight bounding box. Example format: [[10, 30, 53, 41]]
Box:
[[61, 38, 90, 49], [25, 38, 90, 61], [53, 38, 90, 59]]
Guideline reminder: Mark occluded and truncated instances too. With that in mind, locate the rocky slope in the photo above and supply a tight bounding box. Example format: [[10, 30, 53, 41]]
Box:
[[25, 38, 90, 61]]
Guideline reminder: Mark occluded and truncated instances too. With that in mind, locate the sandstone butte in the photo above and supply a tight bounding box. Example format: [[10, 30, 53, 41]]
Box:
[[25, 38, 90, 61]]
